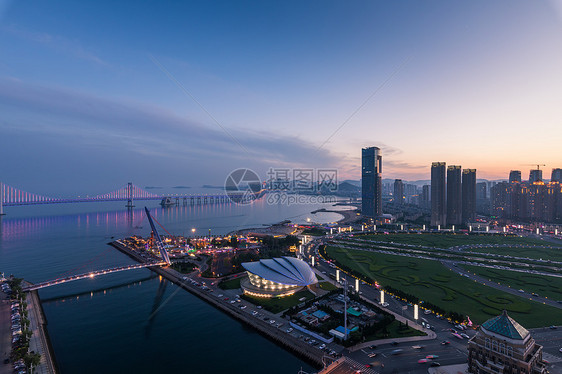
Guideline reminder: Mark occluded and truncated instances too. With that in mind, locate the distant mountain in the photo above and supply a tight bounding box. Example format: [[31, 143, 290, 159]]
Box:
[[202, 185, 224, 189], [145, 186, 163, 189], [172, 186, 191, 189], [338, 181, 360, 192], [341, 179, 360, 187]]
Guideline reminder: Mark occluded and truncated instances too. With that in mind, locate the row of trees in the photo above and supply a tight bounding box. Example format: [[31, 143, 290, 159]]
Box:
[[7, 278, 42, 372]]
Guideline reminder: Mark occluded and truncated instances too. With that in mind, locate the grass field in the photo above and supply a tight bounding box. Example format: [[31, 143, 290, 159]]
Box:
[[325, 245, 562, 328], [361, 233, 559, 248], [318, 281, 338, 291], [363, 320, 426, 341], [357, 233, 562, 261], [243, 289, 315, 314], [218, 277, 242, 290], [459, 265, 562, 301]]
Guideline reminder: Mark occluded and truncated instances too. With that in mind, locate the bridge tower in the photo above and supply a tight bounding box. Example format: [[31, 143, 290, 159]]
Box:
[[144, 207, 171, 265], [126, 182, 135, 208]]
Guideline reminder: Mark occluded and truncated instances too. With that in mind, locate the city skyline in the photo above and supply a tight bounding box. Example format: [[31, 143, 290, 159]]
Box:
[[2, 1, 562, 195]]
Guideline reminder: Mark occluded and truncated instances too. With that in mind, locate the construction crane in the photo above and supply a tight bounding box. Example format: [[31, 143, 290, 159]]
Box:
[[522, 164, 546, 170]]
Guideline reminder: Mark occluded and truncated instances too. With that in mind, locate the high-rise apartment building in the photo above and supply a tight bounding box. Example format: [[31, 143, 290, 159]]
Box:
[[491, 169, 562, 222], [446, 165, 462, 225], [393, 179, 404, 206], [551, 168, 562, 183], [529, 169, 542, 183], [462, 169, 476, 223], [431, 162, 446, 227], [421, 185, 430, 209], [509, 170, 521, 183], [361, 147, 382, 217]]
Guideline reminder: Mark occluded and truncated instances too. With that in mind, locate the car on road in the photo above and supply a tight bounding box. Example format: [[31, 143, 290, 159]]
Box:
[[426, 355, 439, 359], [549, 325, 557, 329], [319, 344, 326, 349], [441, 341, 450, 345], [286, 328, 293, 333], [430, 362, 441, 367], [391, 349, 403, 355], [461, 333, 470, 339]]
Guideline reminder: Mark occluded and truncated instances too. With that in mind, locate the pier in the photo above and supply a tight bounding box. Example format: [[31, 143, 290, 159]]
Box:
[[110, 240, 325, 368]]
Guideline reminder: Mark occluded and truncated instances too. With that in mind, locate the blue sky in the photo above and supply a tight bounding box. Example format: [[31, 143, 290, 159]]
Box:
[[1, 0, 562, 195]]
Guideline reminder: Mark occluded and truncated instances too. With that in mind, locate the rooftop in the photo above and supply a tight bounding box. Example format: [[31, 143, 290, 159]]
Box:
[[481, 310, 529, 340]]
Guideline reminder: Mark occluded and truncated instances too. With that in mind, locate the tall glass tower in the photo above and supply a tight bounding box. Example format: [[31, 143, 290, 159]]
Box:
[[362, 147, 382, 217], [431, 162, 446, 227], [447, 165, 462, 226]]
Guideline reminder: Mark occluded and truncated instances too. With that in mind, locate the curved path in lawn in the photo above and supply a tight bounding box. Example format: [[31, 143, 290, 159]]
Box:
[[440, 260, 562, 311]]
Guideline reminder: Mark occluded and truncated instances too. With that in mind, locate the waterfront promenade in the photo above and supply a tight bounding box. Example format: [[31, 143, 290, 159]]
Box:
[[110, 240, 326, 368], [26, 290, 56, 374]]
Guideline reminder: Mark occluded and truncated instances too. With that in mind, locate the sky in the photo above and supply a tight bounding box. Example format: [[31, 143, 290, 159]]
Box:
[[1, 0, 562, 195]]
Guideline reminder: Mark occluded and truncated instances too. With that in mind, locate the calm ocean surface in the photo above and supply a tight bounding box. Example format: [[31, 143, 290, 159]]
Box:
[[0, 197, 350, 373]]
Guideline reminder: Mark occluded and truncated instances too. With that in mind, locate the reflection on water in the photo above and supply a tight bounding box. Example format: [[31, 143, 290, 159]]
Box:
[[0, 199, 338, 374]]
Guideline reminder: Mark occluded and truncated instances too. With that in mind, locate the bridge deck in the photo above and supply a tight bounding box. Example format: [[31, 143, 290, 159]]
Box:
[[23, 262, 167, 291]]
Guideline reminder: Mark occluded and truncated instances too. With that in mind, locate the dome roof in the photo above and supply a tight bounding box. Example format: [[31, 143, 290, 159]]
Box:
[[242, 256, 318, 287], [481, 310, 529, 340]]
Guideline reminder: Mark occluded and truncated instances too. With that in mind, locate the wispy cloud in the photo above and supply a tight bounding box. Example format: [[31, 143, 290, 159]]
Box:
[[2, 24, 108, 66], [0, 78, 342, 174]]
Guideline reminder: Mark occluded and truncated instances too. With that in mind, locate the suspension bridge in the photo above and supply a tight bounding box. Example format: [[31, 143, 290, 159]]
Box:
[[23, 208, 172, 292], [0, 181, 260, 215]]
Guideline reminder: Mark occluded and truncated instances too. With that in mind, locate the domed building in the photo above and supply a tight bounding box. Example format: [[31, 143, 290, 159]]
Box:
[[241, 257, 318, 297], [467, 310, 547, 374]]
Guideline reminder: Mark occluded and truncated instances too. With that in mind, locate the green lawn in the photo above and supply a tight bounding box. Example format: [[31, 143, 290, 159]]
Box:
[[361, 233, 559, 248], [325, 245, 562, 328], [459, 265, 562, 301], [356, 233, 562, 261], [218, 277, 242, 290], [242, 289, 315, 314], [318, 281, 338, 291], [363, 320, 425, 341]]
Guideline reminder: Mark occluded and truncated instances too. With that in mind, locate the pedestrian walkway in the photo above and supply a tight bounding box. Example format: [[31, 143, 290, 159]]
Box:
[[26, 292, 55, 374]]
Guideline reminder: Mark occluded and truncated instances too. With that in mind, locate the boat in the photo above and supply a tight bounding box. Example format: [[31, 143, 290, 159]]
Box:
[[160, 197, 176, 207]]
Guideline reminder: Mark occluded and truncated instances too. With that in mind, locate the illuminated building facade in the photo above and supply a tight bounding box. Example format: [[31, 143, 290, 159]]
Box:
[[241, 257, 318, 297], [468, 311, 547, 374], [362, 147, 382, 217], [509, 170, 522, 183], [491, 168, 562, 222]]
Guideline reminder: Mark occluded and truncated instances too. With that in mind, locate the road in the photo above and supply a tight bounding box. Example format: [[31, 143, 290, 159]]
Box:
[[306, 231, 562, 373], [0, 289, 11, 374], [302, 236, 473, 372], [442, 260, 562, 309]]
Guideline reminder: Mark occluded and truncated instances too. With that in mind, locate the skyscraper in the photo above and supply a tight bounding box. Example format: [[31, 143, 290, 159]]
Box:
[[509, 170, 521, 183], [447, 165, 462, 225], [393, 179, 404, 206], [529, 169, 542, 183], [551, 168, 562, 183], [431, 162, 446, 227], [462, 169, 476, 223], [421, 185, 430, 209], [362, 147, 382, 217]]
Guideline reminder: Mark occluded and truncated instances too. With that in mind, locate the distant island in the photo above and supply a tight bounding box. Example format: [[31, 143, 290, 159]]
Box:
[[144, 186, 163, 189], [172, 186, 191, 189], [202, 185, 223, 189]]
